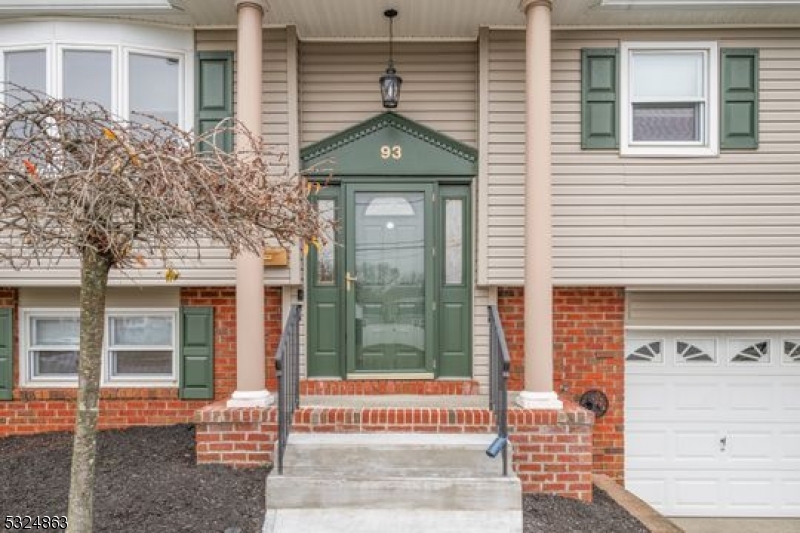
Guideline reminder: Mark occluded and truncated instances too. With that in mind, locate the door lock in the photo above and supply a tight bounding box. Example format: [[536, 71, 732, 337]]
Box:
[[346, 272, 358, 291]]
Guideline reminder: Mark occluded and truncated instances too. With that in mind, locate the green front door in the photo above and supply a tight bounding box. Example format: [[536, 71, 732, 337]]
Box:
[[345, 184, 435, 375], [302, 112, 477, 380]]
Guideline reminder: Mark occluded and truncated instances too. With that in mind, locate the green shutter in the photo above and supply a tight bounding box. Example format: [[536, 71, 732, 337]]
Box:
[[195, 51, 234, 153], [0, 308, 12, 400], [581, 48, 619, 149], [180, 307, 214, 400], [721, 48, 759, 150]]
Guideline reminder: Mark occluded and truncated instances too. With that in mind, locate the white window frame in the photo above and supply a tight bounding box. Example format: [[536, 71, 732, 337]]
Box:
[[103, 309, 179, 386], [56, 44, 119, 112], [21, 309, 80, 387], [0, 44, 53, 97], [121, 46, 187, 128], [20, 307, 179, 388], [620, 41, 719, 157]]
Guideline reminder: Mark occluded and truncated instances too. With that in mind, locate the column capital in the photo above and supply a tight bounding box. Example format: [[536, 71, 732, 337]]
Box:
[[519, 0, 553, 13], [235, 0, 269, 14]]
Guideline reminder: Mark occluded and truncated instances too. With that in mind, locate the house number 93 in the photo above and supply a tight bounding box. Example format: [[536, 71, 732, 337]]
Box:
[[380, 145, 402, 160]]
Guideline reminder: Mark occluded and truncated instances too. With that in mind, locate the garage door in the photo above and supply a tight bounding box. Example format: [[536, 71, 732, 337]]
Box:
[[625, 331, 800, 517]]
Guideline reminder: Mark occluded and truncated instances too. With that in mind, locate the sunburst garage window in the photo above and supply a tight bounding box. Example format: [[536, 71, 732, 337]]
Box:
[[784, 340, 800, 363], [625, 339, 663, 363]]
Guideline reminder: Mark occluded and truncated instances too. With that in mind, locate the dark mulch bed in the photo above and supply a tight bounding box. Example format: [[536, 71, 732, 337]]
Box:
[[0, 425, 267, 533], [525, 487, 650, 533], [2, 425, 648, 533]]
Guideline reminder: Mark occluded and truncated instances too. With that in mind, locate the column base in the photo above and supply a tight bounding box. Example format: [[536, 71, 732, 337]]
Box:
[[516, 391, 563, 410], [226, 389, 274, 408]]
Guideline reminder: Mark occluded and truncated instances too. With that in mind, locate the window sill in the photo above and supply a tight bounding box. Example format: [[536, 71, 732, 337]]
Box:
[[20, 381, 178, 389], [103, 380, 178, 388], [20, 381, 79, 389], [620, 145, 719, 158]]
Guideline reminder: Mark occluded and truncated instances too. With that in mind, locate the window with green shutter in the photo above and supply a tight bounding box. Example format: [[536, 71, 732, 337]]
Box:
[[581, 48, 619, 149], [180, 307, 214, 400], [195, 51, 234, 152], [583, 45, 759, 154], [721, 48, 759, 150], [0, 308, 12, 400]]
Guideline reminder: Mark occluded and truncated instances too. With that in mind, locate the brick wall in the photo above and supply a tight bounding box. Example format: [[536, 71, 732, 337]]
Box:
[[498, 287, 625, 483], [264, 287, 282, 391], [195, 405, 277, 467], [194, 401, 593, 501], [553, 288, 625, 483], [0, 286, 284, 437], [497, 288, 525, 391], [300, 380, 480, 395]]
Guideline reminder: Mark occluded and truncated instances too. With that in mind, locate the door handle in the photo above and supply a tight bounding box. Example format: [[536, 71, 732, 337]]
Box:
[[346, 272, 358, 291], [719, 436, 727, 452]]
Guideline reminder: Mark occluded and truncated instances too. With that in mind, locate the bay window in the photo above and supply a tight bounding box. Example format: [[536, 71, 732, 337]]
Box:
[[0, 21, 191, 128]]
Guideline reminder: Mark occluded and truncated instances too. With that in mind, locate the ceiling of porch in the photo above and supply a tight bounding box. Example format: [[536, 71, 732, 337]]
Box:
[[3, 0, 800, 35]]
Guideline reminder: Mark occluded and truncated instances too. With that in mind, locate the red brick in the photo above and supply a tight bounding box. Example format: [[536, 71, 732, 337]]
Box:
[[499, 286, 624, 484]]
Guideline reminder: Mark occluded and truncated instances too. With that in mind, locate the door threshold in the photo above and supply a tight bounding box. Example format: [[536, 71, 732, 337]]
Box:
[[346, 373, 435, 380]]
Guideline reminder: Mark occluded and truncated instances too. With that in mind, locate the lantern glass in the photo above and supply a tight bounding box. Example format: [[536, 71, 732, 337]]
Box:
[[380, 68, 402, 109]]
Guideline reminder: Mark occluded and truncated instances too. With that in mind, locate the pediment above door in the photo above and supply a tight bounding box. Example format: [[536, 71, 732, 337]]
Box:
[[300, 112, 477, 177]]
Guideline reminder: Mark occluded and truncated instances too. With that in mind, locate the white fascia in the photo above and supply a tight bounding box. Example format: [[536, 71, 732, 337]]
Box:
[[602, 0, 800, 6], [0, 0, 183, 13]]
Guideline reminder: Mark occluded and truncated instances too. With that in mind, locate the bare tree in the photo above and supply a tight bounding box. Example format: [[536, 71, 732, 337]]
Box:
[[0, 87, 326, 533]]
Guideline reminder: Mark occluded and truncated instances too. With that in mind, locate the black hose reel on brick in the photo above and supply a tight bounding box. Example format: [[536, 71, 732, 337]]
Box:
[[578, 389, 609, 418]]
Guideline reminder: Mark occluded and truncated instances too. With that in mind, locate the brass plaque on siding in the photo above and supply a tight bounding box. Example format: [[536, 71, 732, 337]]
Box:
[[263, 247, 289, 267]]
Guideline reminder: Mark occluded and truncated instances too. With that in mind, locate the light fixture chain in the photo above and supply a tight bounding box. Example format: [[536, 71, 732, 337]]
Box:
[[389, 13, 394, 65]]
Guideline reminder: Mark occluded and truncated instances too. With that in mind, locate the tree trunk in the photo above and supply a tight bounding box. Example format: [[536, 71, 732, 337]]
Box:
[[67, 247, 112, 533]]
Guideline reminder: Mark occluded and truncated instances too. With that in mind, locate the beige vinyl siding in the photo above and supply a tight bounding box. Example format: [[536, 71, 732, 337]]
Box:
[[0, 29, 294, 287], [300, 41, 477, 147], [19, 287, 179, 308], [473, 286, 490, 394], [627, 291, 800, 328], [487, 29, 800, 287]]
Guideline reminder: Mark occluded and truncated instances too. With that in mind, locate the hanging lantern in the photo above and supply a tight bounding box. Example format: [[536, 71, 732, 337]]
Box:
[[379, 9, 402, 109]]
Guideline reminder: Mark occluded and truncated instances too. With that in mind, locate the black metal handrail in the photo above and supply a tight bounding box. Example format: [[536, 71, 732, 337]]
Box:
[[487, 305, 510, 476], [275, 304, 301, 475]]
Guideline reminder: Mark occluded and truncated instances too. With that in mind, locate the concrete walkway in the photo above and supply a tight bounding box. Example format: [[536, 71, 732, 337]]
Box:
[[672, 518, 800, 533]]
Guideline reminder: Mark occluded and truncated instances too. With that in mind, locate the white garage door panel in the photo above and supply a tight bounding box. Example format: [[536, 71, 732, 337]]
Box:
[[784, 480, 800, 509], [630, 471, 800, 517], [626, 330, 800, 517]]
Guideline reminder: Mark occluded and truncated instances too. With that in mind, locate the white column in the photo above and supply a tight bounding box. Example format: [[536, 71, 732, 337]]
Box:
[[228, 0, 273, 408], [517, 0, 562, 410]]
